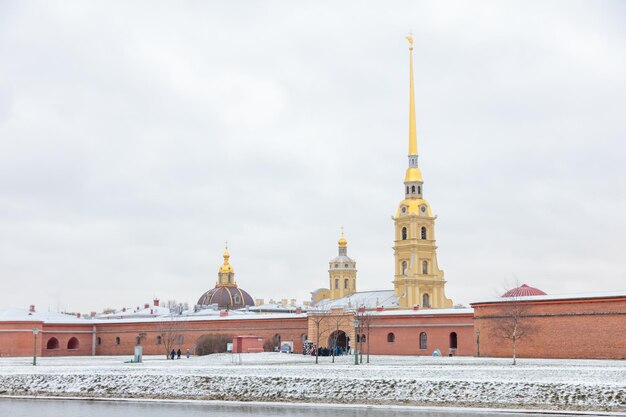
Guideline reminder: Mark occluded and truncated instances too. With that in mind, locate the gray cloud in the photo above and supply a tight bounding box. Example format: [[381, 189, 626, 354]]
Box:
[[0, 1, 625, 312]]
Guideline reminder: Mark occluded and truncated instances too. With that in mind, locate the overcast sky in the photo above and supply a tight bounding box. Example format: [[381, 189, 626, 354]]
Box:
[[1, 1, 625, 313]]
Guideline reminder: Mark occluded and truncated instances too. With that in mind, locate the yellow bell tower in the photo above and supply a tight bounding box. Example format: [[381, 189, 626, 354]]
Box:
[[329, 228, 357, 300], [392, 36, 452, 309]]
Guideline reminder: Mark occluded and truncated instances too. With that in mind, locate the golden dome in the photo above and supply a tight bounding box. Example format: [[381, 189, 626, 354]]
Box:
[[404, 167, 423, 183], [338, 227, 348, 247], [219, 249, 233, 273]]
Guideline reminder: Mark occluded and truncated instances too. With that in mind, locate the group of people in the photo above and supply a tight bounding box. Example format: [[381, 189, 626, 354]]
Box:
[[309, 345, 349, 357], [169, 348, 190, 359]]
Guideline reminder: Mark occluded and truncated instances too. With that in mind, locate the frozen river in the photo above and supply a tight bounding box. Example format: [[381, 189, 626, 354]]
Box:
[[0, 397, 587, 417]]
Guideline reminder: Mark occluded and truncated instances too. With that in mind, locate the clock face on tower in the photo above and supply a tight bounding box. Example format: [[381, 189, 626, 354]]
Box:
[[420, 206, 426, 213]]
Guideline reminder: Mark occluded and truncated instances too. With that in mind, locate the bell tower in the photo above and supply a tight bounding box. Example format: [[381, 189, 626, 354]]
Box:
[[392, 36, 452, 309], [329, 228, 357, 300]]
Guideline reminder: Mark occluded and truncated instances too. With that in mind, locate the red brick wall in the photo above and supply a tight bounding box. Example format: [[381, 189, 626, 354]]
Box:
[[0, 321, 43, 357], [358, 313, 474, 356], [94, 316, 309, 357], [472, 297, 626, 359], [41, 324, 94, 357]]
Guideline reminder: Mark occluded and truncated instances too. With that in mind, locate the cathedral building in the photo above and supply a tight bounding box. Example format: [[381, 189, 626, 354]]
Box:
[[312, 36, 453, 311]]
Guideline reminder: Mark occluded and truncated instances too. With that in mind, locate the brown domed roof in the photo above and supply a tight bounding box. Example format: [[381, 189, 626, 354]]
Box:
[[502, 284, 547, 298], [197, 286, 255, 310]]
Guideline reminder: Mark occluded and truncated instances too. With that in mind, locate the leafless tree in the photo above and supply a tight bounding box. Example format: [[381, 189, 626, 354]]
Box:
[[327, 312, 351, 363], [157, 314, 184, 359], [355, 307, 374, 364], [493, 284, 535, 365], [308, 305, 331, 364]]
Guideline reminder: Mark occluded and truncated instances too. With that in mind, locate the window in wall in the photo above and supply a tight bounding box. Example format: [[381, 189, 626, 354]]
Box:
[[344, 279, 349, 289], [46, 337, 59, 350], [115, 337, 121, 345], [156, 336, 162, 345], [96, 337, 102, 346], [411, 185, 416, 193], [418, 185, 421, 194], [361, 334, 366, 343], [450, 332, 458, 349], [344, 263, 348, 268], [402, 227, 407, 240], [421, 227, 427, 240], [422, 260, 428, 274], [233, 294, 241, 304], [136, 336, 141, 345], [406, 186, 409, 194], [402, 261, 408, 275], [178, 335, 184, 345], [67, 337, 80, 350], [422, 293, 430, 308], [387, 333, 395, 343], [335, 278, 339, 289], [419, 332, 427, 349], [356, 334, 360, 343]]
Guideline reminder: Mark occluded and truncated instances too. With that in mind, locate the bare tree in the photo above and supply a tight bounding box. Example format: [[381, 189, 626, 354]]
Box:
[[493, 284, 534, 365], [356, 309, 374, 364], [157, 314, 184, 359], [308, 306, 331, 364], [355, 307, 374, 364], [327, 312, 351, 363]]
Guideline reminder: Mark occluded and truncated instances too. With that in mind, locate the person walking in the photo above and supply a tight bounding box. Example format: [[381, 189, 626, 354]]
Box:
[[186, 349, 190, 359], [176, 348, 182, 359], [170, 349, 176, 360]]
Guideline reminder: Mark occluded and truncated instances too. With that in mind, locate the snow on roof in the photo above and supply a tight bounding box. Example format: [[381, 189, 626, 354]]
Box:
[[0, 308, 86, 324], [471, 289, 626, 305], [372, 307, 474, 317], [96, 305, 171, 319], [314, 290, 400, 310]]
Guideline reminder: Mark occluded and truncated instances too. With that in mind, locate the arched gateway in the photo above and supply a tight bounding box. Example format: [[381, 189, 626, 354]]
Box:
[[328, 330, 347, 350]]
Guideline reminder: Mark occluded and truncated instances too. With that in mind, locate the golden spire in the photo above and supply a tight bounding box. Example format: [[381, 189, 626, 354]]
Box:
[[406, 34, 417, 156], [338, 226, 347, 248]]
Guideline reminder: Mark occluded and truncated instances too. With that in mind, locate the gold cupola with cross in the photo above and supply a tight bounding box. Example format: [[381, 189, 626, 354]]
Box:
[[392, 36, 453, 309]]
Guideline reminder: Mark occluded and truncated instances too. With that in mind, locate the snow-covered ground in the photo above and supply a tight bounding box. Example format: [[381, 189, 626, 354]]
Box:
[[0, 353, 624, 412]]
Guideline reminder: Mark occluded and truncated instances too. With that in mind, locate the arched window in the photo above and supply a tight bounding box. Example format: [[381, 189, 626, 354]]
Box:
[[233, 294, 241, 304], [411, 185, 416, 193], [450, 332, 458, 349], [419, 332, 427, 350], [356, 334, 360, 343], [273, 334, 281, 349], [67, 337, 80, 350], [422, 293, 430, 308], [387, 333, 395, 343], [178, 335, 184, 345], [418, 185, 421, 195], [344, 279, 349, 289], [156, 336, 162, 345], [334, 278, 339, 289], [402, 261, 408, 275], [361, 334, 366, 343], [136, 336, 141, 345], [96, 337, 102, 346], [421, 227, 427, 240], [422, 260, 428, 274], [46, 337, 59, 350], [406, 186, 409, 194], [115, 337, 121, 345], [401, 227, 407, 240]]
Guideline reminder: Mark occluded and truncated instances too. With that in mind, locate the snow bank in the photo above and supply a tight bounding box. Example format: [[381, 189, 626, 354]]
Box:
[[0, 354, 623, 412]]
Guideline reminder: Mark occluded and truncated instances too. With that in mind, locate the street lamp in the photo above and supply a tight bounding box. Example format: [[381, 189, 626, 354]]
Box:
[[32, 327, 39, 366], [353, 319, 359, 365], [475, 328, 480, 357]]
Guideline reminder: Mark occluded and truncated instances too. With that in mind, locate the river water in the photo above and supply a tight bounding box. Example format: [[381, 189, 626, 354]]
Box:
[[0, 397, 588, 417]]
